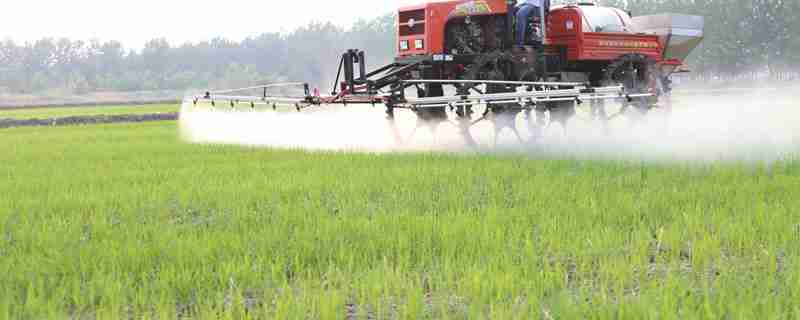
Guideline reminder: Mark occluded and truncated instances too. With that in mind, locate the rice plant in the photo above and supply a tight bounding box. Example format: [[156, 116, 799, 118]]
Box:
[[1, 121, 798, 318]]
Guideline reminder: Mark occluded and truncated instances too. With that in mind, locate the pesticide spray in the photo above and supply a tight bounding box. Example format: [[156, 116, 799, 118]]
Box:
[[179, 87, 800, 163]]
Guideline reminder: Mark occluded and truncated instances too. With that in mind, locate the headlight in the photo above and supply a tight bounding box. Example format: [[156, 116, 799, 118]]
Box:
[[400, 40, 409, 51], [415, 39, 424, 49]]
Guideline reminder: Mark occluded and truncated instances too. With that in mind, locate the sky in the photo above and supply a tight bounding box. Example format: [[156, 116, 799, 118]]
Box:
[[1, 0, 422, 49]]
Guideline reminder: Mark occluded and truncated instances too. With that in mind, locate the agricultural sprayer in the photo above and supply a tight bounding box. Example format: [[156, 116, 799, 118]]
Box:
[[191, 0, 704, 147]]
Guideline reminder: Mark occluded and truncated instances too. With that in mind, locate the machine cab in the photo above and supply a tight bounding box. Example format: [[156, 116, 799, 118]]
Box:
[[396, 0, 511, 57]]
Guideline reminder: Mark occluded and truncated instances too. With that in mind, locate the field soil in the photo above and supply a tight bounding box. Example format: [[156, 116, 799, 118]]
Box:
[[0, 112, 178, 129]]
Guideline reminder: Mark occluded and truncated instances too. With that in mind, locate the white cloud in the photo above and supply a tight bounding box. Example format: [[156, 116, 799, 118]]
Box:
[[1, 0, 422, 48]]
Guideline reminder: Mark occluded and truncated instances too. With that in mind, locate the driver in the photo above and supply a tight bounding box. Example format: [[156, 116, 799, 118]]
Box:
[[516, 0, 550, 46]]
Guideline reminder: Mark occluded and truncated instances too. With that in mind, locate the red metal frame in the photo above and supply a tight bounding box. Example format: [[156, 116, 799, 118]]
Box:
[[547, 5, 662, 61], [397, 0, 508, 57], [397, 1, 667, 64]]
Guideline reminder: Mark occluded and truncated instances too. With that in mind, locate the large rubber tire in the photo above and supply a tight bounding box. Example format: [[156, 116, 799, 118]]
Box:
[[463, 51, 528, 146], [604, 54, 659, 129]]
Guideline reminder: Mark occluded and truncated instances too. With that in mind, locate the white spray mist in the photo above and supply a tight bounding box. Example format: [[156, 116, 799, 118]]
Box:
[[179, 88, 800, 163]]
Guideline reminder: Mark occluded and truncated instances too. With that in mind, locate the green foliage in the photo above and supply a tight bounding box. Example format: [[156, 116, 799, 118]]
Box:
[[1, 122, 799, 318], [0, 14, 397, 95], [0, 104, 177, 120]]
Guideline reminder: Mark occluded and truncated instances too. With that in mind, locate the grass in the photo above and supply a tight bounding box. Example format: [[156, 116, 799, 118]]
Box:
[[0, 104, 178, 120], [1, 121, 799, 319]]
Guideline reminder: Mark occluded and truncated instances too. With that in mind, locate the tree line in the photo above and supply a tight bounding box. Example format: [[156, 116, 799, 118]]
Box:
[[604, 0, 799, 78], [1, 1, 797, 95], [0, 15, 395, 95]]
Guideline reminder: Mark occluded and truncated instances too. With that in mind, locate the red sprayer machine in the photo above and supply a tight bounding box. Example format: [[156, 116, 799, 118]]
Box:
[[192, 0, 704, 146]]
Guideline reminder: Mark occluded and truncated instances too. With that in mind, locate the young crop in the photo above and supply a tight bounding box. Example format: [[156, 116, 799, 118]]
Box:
[[0, 121, 798, 318]]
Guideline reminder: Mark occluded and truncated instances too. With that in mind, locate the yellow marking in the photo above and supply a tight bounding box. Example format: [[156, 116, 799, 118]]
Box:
[[598, 40, 658, 49], [449, 0, 492, 17]]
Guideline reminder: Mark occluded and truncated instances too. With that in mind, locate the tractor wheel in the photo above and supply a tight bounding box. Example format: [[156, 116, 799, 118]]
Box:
[[525, 99, 577, 141], [604, 54, 659, 130], [387, 83, 479, 149], [463, 51, 527, 147], [590, 99, 611, 135], [655, 72, 674, 134]]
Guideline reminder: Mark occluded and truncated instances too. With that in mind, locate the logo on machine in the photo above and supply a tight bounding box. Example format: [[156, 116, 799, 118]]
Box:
[[599, 40, 658, 49], [448, 0, 493, 18]]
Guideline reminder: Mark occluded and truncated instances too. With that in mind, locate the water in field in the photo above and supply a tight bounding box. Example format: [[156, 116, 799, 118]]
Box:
[[179, 86, 800, 163]]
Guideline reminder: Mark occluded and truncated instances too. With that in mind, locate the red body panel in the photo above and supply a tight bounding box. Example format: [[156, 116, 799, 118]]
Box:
[[397, 0, 508, 57], [546, 7, 582, 60], [397, 1, 665, 63], [546, 6, 662, 62], [579, 33, 662, 61]]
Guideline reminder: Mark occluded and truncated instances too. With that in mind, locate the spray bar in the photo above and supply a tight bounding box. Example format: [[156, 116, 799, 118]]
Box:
[[403, 85, 636, 108], [408, 95, 636, 108], [196, 95, 310, 104], [192, 81, 651, 112], [205, 82, 308, 95], [402, 79, 587, 87]]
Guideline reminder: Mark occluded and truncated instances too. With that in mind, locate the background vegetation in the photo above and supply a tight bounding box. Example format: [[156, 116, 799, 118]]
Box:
[[0, 16, 395, 95], [0, 104, 177, 120], [1, 0, 798, 95]]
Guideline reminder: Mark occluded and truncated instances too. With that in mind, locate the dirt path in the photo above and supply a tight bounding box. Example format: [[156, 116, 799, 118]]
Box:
[[0, 113, 179, 129]]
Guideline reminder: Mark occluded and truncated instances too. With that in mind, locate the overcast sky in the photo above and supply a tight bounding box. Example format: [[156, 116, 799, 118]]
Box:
[[1, 0, 423, 49]]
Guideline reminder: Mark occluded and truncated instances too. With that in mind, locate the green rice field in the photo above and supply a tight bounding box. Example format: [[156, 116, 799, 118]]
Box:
[[1, 119, 799, 318], [0, 104, 177, 120]]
